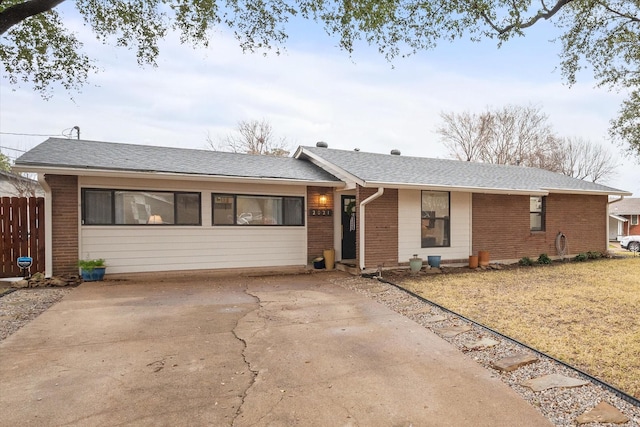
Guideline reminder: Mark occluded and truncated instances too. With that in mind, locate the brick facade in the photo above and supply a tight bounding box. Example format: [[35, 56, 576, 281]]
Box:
[[472, 193, 607, 261], [623, 215, 640, 236], [356, 186, 398, 269], [306, 186, 334, 263], [45, 175, 78, 275]]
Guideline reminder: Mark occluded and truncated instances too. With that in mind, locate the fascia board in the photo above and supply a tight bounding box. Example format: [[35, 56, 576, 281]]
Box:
[[295, 149, 363, 187], [362, 181, 631, 197], [13, 165, 345, 188], [541, 187, 632, 197], [362, 181, 549, 196], [609, 214, 628, 222]]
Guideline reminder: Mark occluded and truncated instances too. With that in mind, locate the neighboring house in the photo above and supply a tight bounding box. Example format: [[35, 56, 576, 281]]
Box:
[[14, 138, 631, 277], [610, 198, 640, 239], [0, 170, 44, 197]]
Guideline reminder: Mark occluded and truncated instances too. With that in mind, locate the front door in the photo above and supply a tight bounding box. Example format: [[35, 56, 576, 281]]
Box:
[[341, 196, 357, 260]]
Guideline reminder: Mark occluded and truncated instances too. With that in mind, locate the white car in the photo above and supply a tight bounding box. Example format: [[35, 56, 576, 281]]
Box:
[[620, 235, 640, 252]]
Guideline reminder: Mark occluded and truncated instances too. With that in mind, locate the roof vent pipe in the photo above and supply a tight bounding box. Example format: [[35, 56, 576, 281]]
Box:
[[390, 149, 401, 155], [316, 141, 328, 148]]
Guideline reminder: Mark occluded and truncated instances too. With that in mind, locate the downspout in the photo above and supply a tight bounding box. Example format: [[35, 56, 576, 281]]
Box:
[[608, 196, 626, 242], [359, 187, 384, 271], [38, 174, 53, 278]]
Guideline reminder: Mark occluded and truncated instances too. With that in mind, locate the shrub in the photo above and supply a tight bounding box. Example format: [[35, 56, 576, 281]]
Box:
[[537, 253, 552, 265], [519, 257, 534, 266], [574, 253, 588, 262], [77, 258, 106, 272], [587, 251, 602, 259]]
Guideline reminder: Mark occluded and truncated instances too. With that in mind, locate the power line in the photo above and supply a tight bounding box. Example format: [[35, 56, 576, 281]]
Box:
[[0, 145, 27, 152], [0, 131, 59, 137]]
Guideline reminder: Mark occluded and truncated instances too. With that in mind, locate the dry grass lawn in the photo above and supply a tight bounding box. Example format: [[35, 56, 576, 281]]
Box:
[[400, 257, 640, 398]]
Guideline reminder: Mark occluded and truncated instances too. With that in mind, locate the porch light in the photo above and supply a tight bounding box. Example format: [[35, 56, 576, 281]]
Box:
[[319, 194, 328, 207]]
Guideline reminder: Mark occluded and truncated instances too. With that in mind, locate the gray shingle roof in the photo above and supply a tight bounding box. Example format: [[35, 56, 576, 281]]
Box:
[[610, 198, 640, 215], [15, 138, 339, 183], [299, 146, 629, 195]]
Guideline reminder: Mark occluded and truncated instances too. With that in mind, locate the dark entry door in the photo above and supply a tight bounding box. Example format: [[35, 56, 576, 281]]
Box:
[[341, 196, 356, 259]]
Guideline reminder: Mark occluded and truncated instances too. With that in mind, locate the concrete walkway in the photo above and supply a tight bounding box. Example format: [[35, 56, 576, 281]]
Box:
[[0, 272, 551, 426]]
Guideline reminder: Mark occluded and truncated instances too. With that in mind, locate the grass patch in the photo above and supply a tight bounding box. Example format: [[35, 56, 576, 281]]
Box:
[[400, 258, 640, 398]]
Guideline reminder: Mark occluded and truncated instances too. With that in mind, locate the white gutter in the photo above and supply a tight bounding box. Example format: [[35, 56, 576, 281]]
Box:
[[12, 165, 344, 188], [608, 195, 626, 205], [37, 174, 53, 278], [359, 187, 384, 271]]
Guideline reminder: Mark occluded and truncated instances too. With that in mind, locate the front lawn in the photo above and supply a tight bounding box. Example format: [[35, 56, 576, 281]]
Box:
[[400, 257, 640, 398]]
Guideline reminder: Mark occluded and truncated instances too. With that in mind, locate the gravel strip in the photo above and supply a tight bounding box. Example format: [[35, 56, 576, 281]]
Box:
[[0, 287, 72, 342], [335, 275, 640, 427]]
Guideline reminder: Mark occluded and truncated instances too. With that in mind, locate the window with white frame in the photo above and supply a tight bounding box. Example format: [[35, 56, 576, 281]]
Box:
[[530, 196, 545, 231], [82, 189, 201, 225], [631, 214, 639, 226], [421, 191, 450, 247]]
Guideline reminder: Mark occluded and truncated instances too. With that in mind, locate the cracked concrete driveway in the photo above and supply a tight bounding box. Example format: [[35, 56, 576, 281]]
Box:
[[0, 271, 551, 426]]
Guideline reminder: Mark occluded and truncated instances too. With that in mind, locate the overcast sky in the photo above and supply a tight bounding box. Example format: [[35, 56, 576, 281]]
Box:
[[1, 8, 638, 196]]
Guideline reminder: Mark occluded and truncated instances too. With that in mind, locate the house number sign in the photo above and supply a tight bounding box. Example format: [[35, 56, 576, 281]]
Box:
[[310, 209, 332, 216]]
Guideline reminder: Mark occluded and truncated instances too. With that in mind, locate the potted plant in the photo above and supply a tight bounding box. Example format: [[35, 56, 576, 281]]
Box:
[[78, 258, 107, 281]]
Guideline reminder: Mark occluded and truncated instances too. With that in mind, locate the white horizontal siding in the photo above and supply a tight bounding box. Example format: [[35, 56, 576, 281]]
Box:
[[398, 190, 471, 262], [81, 226, 307, 273], [78, 177, 308, 273]]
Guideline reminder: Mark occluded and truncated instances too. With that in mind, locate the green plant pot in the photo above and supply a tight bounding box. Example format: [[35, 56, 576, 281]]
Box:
[[409, 257, 423, 273]]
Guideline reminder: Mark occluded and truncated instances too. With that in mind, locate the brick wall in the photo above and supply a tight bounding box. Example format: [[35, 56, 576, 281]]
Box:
[[45, 175, 78, 275], [307, 186, 334, 263], [626, 216, 640, 235], [472, 193, 608, 261], [357, 186, 398, 269]]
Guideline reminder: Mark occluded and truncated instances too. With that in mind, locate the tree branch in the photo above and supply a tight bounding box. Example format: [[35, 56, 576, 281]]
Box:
[[481, 0, 576, 36], [0, 0, 65, 35], [598, 2, 640, 24]]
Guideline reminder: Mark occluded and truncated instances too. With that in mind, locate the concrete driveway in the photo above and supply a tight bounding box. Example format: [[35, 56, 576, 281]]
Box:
[[0, 271, 551, 426]]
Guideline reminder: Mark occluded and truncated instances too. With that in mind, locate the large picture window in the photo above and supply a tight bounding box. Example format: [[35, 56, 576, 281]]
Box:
[[530, 196, 545, 231], [213, 194, 304, 226], [421, 191, 450, 247], [82, 189, 201, 225]]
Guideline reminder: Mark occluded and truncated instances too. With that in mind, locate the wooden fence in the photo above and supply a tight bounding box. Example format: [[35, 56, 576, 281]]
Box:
[[0, 197, 45, 277]]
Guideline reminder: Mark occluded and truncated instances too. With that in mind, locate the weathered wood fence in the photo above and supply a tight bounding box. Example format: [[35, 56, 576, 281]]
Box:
[[0, 197, 45, 277]]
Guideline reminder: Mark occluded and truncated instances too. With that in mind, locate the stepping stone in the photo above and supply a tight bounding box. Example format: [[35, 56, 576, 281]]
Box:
[[422, 314, 447, 323], [465, 337, 500, 350], [397, 300, 415, 308], [410, 307, 432, 315], [576, 401, 629, 424], [437, 325, 472, 337], [521, 373, 589, 391], [490, 354, 538, 372]]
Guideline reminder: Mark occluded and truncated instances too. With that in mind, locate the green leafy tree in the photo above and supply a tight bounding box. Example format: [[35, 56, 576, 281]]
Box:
[[1, 1, 639, 155], [0, 151, 11, 171]]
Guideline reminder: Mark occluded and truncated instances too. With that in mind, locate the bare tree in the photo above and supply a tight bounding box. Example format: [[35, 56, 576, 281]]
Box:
[[438, 105, 560, 169], [437, 111, 491, 162], [1, 170, 41, 197], [479, 105, 560, 169], [437, 105, 617, 183], [207, 119, 291, 156], [557, 137, 617, 183]]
